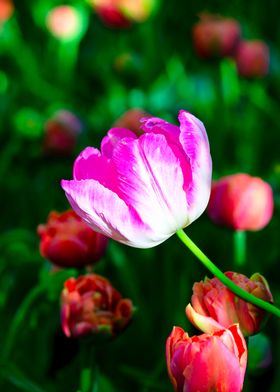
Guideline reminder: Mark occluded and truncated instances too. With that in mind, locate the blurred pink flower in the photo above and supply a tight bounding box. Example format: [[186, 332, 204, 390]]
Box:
[[43, 110, 82, 156], [234, 40, 270, 78], [37, 210, 108, 268], [186, 271, 273, 337], [207, 173, 274, 231], [166, 324, 247, 392], [192, 14, 241, 59], [61, 274, 133, 338], [91, 0, 154, 26], [46, 5, 82, 40], [61, 110, 212, 248]]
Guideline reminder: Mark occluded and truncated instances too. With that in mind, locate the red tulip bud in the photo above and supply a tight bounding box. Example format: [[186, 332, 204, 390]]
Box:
[[208, 173, 274, 231], [192, 14, 241, 59], [43, 110, 82, 157], [235, 40, 269, 78], [90, 0, 131, 28], [61, 274, 133, 338], [37, 210, 108, 268]]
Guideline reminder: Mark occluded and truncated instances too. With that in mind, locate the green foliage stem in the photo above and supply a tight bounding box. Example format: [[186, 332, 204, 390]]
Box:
[[176, 229, 280, 318]]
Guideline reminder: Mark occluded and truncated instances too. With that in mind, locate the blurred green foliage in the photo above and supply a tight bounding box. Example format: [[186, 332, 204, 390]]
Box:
[[1, 0, 280, 391]]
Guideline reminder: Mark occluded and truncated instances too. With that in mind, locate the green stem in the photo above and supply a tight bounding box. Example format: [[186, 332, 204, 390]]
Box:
[[176, 229, 280, 317], [2, 284, 45, 359], [233, 230, 246, 267], [79, 342, 97, 392]]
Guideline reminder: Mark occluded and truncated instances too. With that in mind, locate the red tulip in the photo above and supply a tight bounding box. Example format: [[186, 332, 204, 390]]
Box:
[[186, 271, 273, 337], [207, 173, 274, 231], [43, 110, 82, 157], [166, 324, 247, 392], [37, 210, 108, 268], [90, 0, 131, 28], [235, 40, 269, 78], [61, 274, 133, 338], [192, 14, 241, 59]]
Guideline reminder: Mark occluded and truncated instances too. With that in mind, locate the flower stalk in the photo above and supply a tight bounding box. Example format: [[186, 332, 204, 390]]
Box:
[[233, 230, 246, 266], [176, 229, 280, 317]]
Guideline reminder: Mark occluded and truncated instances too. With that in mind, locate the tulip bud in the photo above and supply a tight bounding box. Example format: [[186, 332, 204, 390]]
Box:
[[61, 274, 133, 338], [166, 324, 247, 392], [234, 40, 269, 78], [192, 14, 241, 59], [90, 0, 131, 28], [43, 110, 82, 156], [0, 0, 13, 23], [186, 271, 273, 337], [46, 5, 83, 40], [113, 108, 149, 136], [37, 210, 108, 268], [207, 173, 274, 231]]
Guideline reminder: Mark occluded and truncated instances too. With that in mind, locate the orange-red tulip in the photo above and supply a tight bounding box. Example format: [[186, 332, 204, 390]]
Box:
[[186, 271, 273, 337]]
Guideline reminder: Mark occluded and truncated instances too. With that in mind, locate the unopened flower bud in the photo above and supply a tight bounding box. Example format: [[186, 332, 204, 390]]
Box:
[[37, 210, 108, 268], [208, 173, 274, 231], [235, 40, 269, 78], [43, 110, 82, 156], [192, 14, 241, 59], [61, 274, 133, 338]]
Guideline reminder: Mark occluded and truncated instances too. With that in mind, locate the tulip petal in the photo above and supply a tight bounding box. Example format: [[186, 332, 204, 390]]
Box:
[[141, 116, 180, 143], [178, 110, 212, 221], [61, 179, 165, 248], [227, 324, 248, 372], [186, 303, 224, 334], [112, 133, 190, 235], [101, 127, 137, 158], [185, 333, 245, 392]]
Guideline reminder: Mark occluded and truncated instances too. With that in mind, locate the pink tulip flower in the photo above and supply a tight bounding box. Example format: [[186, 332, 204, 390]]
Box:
[[61, 110, 212, 248], [186, 271, 273, 337], [166, 324, 247, 392]]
